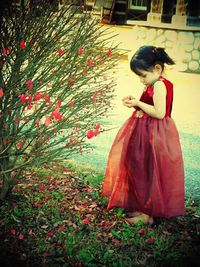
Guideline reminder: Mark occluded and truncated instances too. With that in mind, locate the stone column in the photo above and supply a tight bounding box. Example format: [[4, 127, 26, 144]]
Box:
[[171, 0, 187, 26], [147, 0, 164, 23]]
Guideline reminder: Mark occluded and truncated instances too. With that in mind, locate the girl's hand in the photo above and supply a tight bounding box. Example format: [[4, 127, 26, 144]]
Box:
[[122, 95, 133, 102], [122, 97, 138, 108]]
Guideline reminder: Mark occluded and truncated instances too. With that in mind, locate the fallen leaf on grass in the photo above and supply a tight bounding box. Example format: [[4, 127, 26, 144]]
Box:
[[10, 229, 16, 235], [57, 226, 65, 231], [162, 230, 172, 235], [34, 202, 41, 207], [112, 238, 121, 246], [146, 238, 155, 244], [72, 223, 78, 230], [47, 231, 54, 236], [62, 220, 73, 226], [99, 221, 116, 228], [82, 219, 89, 225], [28, 229, 34, 236], [43, 252, 49, 257], [73, 205, 87, 211], [89, 204, 98, 208], [138, 229, 146, 234], [41, 225, 49, 229], [18, 233, 24, 240]]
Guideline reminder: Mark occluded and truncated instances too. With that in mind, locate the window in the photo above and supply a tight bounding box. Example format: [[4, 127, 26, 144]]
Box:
[[128, 0, 147, 11]]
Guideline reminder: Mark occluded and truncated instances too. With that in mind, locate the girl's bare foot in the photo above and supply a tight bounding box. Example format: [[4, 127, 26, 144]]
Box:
[[125, 213, 153, 225], [126, 211, 142, 218]]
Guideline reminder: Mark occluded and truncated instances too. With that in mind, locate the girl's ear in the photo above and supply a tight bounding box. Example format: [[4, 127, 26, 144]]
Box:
[[154, 64, 163, 74]]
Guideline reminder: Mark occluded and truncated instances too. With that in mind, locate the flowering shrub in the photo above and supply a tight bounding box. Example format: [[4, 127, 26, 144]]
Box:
[[0, 3, 118, 199]]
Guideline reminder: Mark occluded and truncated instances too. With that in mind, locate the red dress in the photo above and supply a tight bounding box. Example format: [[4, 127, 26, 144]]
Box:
[[102, 77, 185, 217]]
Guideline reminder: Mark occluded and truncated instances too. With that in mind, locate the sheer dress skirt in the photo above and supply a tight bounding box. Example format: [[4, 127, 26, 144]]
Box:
[[102, 112, 185, 218]]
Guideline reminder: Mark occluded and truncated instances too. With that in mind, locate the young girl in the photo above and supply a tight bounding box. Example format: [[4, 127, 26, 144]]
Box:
[[102, 45, 185, 224]]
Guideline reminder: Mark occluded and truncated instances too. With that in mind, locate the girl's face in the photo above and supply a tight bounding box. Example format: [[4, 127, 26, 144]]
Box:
[[137, 65, 162, 86]]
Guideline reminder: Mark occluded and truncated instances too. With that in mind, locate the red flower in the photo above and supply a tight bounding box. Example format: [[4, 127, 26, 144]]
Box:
[[69, 99, 75, 108], [35, 119, 40, 127], [27, 104, 33, 110], [0, 88, 4, 98], [86, 130, 95, 139], [100, 89, 104, 96], [27, 95, 33, 103], [107, 48, 112, 57], [68, 77, 76, 84], [14, 119, 20, 124], [25, 79, 34, 90], [45, 95, 50, 102], [2, 48, 7, 57], [45, 116, 51, 127], [17, 140, 24, 149], [19, 94, 27, 103], [56, 99, 62, 108], [69, 138, 73, 143], [82, 218, 89, 225], [1, 47, 12, 57], [92, 91, 98, 102], [34, 92, 42, 101], [52, 108, 62, 121], [10, 229, 16, 235], [87, 59, 94, 68], [58, 48, 63, 55], [24, 118, 29, 123], [20, 40, 26, 49], [78, 47, 83, 55], [8, 47, 12, 54]]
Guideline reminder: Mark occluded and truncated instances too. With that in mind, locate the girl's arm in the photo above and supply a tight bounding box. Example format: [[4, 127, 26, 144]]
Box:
[[123, 81, 166, 119]]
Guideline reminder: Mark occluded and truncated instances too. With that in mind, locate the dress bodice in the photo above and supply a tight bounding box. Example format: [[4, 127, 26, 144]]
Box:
[[138, 77, 173, 118]]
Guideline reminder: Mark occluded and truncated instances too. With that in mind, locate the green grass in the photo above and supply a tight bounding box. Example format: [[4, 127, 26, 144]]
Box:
[[0, 160, 199, 267]]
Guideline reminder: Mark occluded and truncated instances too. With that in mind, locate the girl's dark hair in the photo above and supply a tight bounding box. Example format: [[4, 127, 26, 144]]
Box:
[[130, 45, 175, 75]]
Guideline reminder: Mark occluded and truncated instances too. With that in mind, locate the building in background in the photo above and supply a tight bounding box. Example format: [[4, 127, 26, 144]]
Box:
[[2, 0, 200, 73], [4, 0, 200, 28], [84, 0, 200, 27], [84, 0, 200, 73]]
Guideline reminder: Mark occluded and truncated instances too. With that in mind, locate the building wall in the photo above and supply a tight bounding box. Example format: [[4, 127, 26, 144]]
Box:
[[134, 26, 200, 73]]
